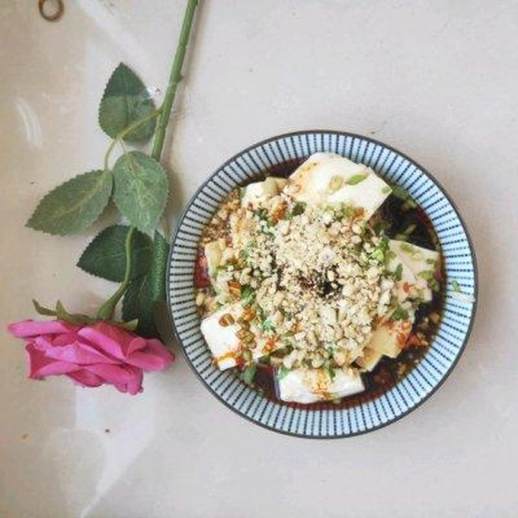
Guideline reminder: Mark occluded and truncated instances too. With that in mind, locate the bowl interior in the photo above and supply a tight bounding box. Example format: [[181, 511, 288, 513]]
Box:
[[167, 131, 477, 438]]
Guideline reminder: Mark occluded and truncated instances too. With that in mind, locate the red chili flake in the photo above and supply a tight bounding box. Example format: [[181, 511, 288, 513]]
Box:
[[405, 333, 424, 348], [194, 250, 210, 288]]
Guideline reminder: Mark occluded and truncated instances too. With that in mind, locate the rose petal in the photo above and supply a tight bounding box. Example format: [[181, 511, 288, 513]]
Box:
[[114, 366, 143, 395], [127, 337, 148, 355], [67, 369, 104, 388], [146, 339, 175, 366], [8, 319, 78, 338], [26, 343, 79, 379], [125, 351, 167, 371], [45, 341, 120, 365], [33, 336, 54, 352], [86, 363, 135, 385], [126, 340, 174, 371], [126, 366, 143, 395], [51, 332, 81, 347], [78, 322, 134, 360]]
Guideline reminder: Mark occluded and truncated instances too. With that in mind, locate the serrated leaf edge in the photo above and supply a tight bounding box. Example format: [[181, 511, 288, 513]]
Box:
[[98, 62, 156, 143], [26, 170, 113, 236]]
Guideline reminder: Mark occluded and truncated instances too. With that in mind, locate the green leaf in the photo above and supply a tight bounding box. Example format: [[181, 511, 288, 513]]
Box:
[[32, 299, 57, 317], [122, 275, 148, 323], [393, 263, 403, 281], [122, 232, 170, 337], [26, 170, 112, 235], [78, 225, 153, 282], [55, 300, 94, 325], [99, 63, 156, 143], [346, 174, 368, 185], [112, 151, 168, 235], [241, 364, 257, 385]]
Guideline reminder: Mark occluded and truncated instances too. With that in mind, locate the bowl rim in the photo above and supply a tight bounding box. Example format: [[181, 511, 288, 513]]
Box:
[[166, 129, 479, 439]]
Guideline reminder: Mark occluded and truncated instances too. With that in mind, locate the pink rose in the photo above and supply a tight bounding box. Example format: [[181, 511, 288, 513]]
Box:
[[7, 319, 174, 395]]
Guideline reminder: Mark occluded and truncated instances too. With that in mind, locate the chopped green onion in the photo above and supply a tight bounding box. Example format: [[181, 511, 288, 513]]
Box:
[[346, 174, 368, 185], [277, 366, 290, 380], [451, 279, 462, 292], [370, 236, 389, 263], [398, 224, 416, 239], [418, 270, 434, 281], [241, 364, 257, 385], [261, 319, 275, 332], [289, 201, 306, 218], [400, 242, 413, 253], [391, 185, 410, 200], [393, 263, 403, 281], [391, 185, 416, 207], [391, 306, 409, 321], [370, 248, 384, 262], [385, 249, 396, 262], [240, 285, 255, 306]]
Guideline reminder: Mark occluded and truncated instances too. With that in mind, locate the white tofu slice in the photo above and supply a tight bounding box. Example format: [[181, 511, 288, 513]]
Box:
[[385, 241, 420, 303], [368, 308, 416, 358], [288, 152, 391, 220], [276, 367, 365, 404], [201, 305, 282, 370], [200, 305, 241, 369], [390, 240, 440, 302], [204, 239, 225, 277], [241, 177, 287, 207], [368, 242, 435, 360], [356, 348, 384, 371]]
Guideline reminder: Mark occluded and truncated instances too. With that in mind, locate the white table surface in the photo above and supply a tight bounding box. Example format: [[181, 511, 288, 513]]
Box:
[[1, 1, 517, 517]]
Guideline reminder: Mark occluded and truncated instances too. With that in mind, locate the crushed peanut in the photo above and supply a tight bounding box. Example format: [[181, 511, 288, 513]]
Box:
[[198, 184, 397, 374]]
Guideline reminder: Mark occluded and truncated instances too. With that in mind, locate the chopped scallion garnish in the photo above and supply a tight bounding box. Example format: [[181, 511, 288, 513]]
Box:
[[346, 174, 368, 185]]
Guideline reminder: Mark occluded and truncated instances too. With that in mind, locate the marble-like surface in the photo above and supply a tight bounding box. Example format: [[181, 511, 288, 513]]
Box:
[[1, 1, 517, 516]]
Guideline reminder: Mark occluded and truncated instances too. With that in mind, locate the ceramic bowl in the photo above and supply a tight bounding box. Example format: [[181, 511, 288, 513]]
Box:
[[167, 131, 478, 438]]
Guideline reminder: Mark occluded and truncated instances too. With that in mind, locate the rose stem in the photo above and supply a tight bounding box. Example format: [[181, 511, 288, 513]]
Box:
[[96, 227, 135, 320], [99, 0, 199, 321], [151, 0, 199, 163]]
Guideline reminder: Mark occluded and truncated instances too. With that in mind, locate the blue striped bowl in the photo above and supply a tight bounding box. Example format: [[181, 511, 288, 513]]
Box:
[[167, 131, 478, 438]]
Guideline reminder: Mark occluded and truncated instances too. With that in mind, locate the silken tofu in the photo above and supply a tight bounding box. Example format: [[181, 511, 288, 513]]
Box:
[[288, 153, 391, 220], [390, 240, 440, 302], [368, 308, 416, 358], [200, 305, 241, 369], [276, 367, 365, 404], [200, 304, 282, 370]]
